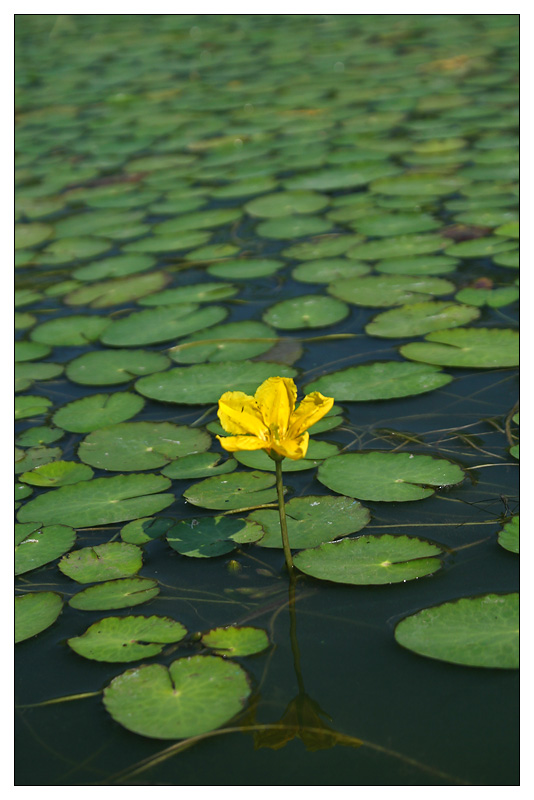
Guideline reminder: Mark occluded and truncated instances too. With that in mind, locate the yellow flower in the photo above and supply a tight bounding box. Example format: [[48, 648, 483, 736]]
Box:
[[216, 376, 334, 460]]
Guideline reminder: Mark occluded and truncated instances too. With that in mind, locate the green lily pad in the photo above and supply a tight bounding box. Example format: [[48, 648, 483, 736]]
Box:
[[294, 535, 444, 584], [15, 446, 62, 474], [169, 321, 276, 364], [234, 440, 340, 472], [38, 237, 111, 264], [182, 243, 240, 262], [493, 250, 519, 269], [68, 615, 188, 662], [66, 349, 170, 386], [167, 516, 264, 557], [375, 256, 459, 275], [53, 393, 145, 432], [15, 484, 33, 504], [328, 275, 455, 308], [370, 173, 467, 196], [64, 271, 171, 308], [123, 231, 211, 253], [78, 422, 211, 471], [120, 517, 176, 546], [256, 215, 333, 239], [54, 209, 145, 239], [30, 315, 110, 346], [284, 164, 401, 192], [249, 495, 370, 550], [100, 304, 228, 347], [400, 328, 519, 368], [15, 395, 53, 420], [353, 212, 441, 237], [201, 626, 269, 656], [15, 524, 76, 575], [59, 542, 143, 583], [498, 516, 519, 554], [317, 452, 464, 501], [135, 361, 296, 405], [207, 258, 284, 280], [395, 593, 519, 669], [19, 460, 94, 487], [245, 190, 328, 217], [153, 208, 241, 234], [184, 470, 278, 510], [282, 234, 363, 260], [15, 592, 63, 643], [17, 474, 174, 527], [365, 302, 480, 338], [69, 577, 160, 610], [16, 195, 65, 219], [15, 362, 64, 393], [15, 521, 40, 547], [305, 361, 452, 400], [292, 259, 370, 284], [15, 312, 37, 330], [103, 655, 251, 739], [15, 222, 54, 250], [161, 453, 237, 480], [15, 289, 43, 308], [346, 234, 448, 262], [73, 254, 157, 281], [138, 282, 239, 307], [15, 342, 51, 362], [262, 295, 349, 330], [455, 287, 519, 308], [495, 221, 519, 239], [443, 236, 517, 259], [16, 426, 63, 447]]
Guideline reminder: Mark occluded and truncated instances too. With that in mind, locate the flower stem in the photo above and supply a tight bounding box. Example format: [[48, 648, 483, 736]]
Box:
[[273, 455, 294, 574]]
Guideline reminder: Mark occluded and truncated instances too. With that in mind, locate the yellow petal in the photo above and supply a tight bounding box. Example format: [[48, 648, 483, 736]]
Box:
[[254, 377, 297, 437], [272, 432, 309, 460], [216, 434, 268, 453], [287, 392, 334, 437], [217, 391, 268, 437]]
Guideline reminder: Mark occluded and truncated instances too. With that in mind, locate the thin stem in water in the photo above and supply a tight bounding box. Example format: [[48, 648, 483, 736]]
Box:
[[273, 455, 294, 574]]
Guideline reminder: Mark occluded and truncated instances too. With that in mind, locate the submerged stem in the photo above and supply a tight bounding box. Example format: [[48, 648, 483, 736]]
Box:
[[272, 455, 294, 574]]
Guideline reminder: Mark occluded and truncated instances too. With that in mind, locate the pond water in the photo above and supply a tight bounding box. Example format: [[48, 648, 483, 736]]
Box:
[[15, 14, 518, 786]]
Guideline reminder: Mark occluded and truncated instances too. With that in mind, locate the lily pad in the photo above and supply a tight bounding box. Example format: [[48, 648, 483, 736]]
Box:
[[249, 495, 370, 549], [123, 231, 211, 253], [38, 237, 111, 264], [169, 321, 276, 364], [394, 593, 519, 669], [102, 655, 251, 739], [345, 234, 448, 262], [284, 164, 401, 192], [292, 259, 370, 284], [78, 422, 211, 471], [19, 460, 94, 487], [294, 535, 444, 584], [317, 452, 464, 501], [15, 342, 51, 362], [15, 592, 63, 643], [455, 287, 519, 308], [16, 425, 63, 447], [64, 271, 171, 308], [135, 361, 296, 405], [167, 516, 264, 557], [15, 395, 53, 420], [400, 328, 519, 368], [161, 453, 237, 480], [15, 222, 54, 250], [201, 626, 269, 656], [443, 236, 516, 259], [262, 295, 349, 329], [120, 517, 176, 546], [73, 254, 156, 281], [30, 315, 110, 346], [100, 304, 228, 347], [234, 441, 340, 472], [498, 516, 519, 554], [15, 524, 76, 575], [69, 577, 160, 610], [59, 542, 143, 583], [15, 362, 64, 392], [17, 474, 174, 527], [305, 361, 452, 401], [184, 470, 278, 510], [15, 446, 62, 474], [282, 234, 363, 260], [370, 173, 467, 196], [245, 190, 328, 217], [53, 392, 145, 432], [353, 212, 441, 237], [68, 615, 188, 662], [365, 302, 480, 338], [375, 256, 459, 275], [207, 258, 284, 280], [153, 207, 241, 234], [256, 215, 333, 239], [138, 282, 239, 307], [493, 250, 519, 269], [66, 349, 170, 386], [328, 275, 455, 307]]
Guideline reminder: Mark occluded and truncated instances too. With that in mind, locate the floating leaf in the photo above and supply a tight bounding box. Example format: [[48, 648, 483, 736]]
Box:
[[17, 474, 174, 527], [15, 362, 63, 393], [305, 361, 452, 401], [395, 594, 519, 668], [153, 207, 241, 234], [317, 452, 464, 501], [15, 341, 51, 362], [15, 446, 62, 474], [328, 275, 455, 308], [73, 254, 156, 281], [250, 495, 370, 549], [234, 441, 340, 472], [284, 164, 401, 192], [167, 516, 264, 558], [169, 321, 276, 364], [78, 421, 211, 472], [184, 470, 278, 510], [282, 234, 363, 260], [103, 655, 251, 739], [138, 282, 239, 307], [120, 516, 175, 545], [201, 626, 269, 656], [15, 592, 63, 643], [66, 349, 170, 386], [69, 577, 159, 610], [30, 315, 110, 346], [365, 302, 480, 338], [135, 361, 296, 405], [375, 256, 459, 275], [100, 304, 228, 347], [38, 236, 111, 264], [263, 295, 349, 330], [19, 460, 94, 487], [59, 542, 143, 583], [294, 535, 444, 584], [16, 426, 63, 447], [64, 272, 171, 308], [68, 615, 188, 662], [15, 395, 53, 420], [256, 215, 333, 239], [245, 190, 328, 217], [15, 524, 76, 575], [161, 453, 237, 480], [370, 173, 467, 196], [207, 258, 284, 280], [292, 259, 370, 284], [498, 516, 519, 554], [53, 392, 145, 432], [15, 223, 54, 250], [400, 328, 519, 368], [443, 236, 516, 259], [353, 212, 441, 237], [455, 287, 519, 308]]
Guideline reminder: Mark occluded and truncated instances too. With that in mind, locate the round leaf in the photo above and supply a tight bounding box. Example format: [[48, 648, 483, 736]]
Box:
[[184, 471, 278, 510], [365, 302, 480, 338], [201, 626, 269, 656], [400, 328, 519, 368], [68, 615, 188, 662], [328, 275, 455, 308], [100, 304, 228, 347], [167, 516, 264, 558], [59, 542, 143, 583], [305, 361, 452, 401], [66, 349, 170, 386], [498, 516, 519, 554], [15, 524, 76, 575], [19, 460, 94, 487], [15, 592, 63, 643], [263, 295, 349, 330], [52, 392, 145, 432], [69, 577, 159, 610]]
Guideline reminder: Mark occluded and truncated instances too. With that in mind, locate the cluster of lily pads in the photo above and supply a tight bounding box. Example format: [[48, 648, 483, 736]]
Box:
[[15, 14, 518, 750]]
